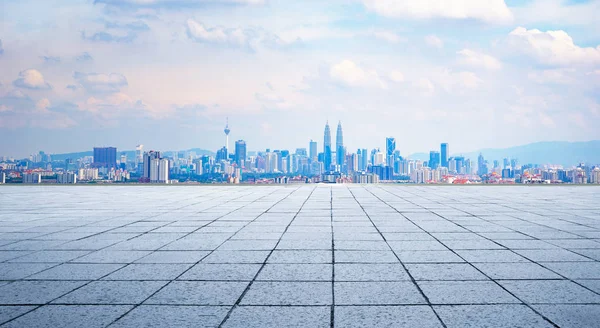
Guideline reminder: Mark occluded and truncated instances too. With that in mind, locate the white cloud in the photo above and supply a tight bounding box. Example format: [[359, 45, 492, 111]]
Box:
[[507, 27, 600, 66], [362, 0, 513, 24], [186, 19, 248, 47], [13, 69, 51, 90], [528, 69, 576, 85], [97, 0, 265, 6], [185, 19, 285, 50], [329, 60, 387, 89], [74, 72, 128, 93], [35, 98, 51, 111], [457, 49, 502, 70], [425, 35, 443, 49], [373, 31, 402, 44], [389, 70, 405, 83], [415, 78, 435, 94]]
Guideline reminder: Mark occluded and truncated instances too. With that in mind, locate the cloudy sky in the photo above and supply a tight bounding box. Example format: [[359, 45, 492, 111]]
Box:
[[1, 0, 599, 157]]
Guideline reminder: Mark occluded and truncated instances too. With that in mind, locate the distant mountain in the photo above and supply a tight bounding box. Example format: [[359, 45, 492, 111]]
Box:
[[51, 148, 214, 161], [408, 140, 600, 167]]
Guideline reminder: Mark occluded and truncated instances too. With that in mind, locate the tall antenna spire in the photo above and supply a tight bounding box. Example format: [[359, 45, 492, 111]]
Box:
[[224, 117, 231, 153]]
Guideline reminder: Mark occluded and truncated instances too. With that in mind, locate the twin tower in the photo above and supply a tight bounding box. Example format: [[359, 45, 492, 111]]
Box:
[[324, 121, 344, 170]]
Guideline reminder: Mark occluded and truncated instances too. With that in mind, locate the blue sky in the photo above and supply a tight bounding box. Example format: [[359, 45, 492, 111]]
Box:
[[1, 0, 599, 157]]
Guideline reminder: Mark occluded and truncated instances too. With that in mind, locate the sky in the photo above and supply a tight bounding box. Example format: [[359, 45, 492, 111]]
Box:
[[1, 0, 600, 158]]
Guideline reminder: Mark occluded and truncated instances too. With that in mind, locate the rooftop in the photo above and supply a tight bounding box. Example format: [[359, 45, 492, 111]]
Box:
[[1, 185, 599, 327]]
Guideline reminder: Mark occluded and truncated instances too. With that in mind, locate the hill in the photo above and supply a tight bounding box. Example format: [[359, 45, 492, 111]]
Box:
[[51, 148, 214, 161], [408, 141, 600, 167]]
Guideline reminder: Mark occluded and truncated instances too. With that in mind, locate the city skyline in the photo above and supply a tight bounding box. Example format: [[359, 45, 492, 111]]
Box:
[[2, 1, 600, 157]]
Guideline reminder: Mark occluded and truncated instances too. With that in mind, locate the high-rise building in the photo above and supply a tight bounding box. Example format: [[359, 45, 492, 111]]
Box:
[[478, 153, 488, 176], [386, 137, 396, 167], [143, 151, 161, 180], [336, 121, 345, 167], [361, 148, 368, 170], [57, 172, 77, 184], [216, 147, 228, 162], [234, 140, 246, 168], [135, 145, 144, 166], [309, 140, 318, 161], [93, 147, 117, 168], [369, 165, 394, 181], [23, 173, 42, 184], [429, 151, 440, 169], [324, 122, 332, 170], [441, 143, 449, 168], [373, 151, 385, 166], [158, 158, 169, 183]]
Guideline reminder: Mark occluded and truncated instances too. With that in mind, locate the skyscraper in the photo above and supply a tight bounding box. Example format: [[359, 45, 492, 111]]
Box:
[[324, 122, 332, 170], [309, 140, 318, 161], [224, 118, 231, 152], [441, 143, 449, 168], [142, 150, 168, 183], [361, 148, 368, 170], [235, 140, 247, 168], [386, 137, 396, 167], [336, 121, 345, 167], [477, 153, 488, 176], [135, 144, 144, 166], [93, 147, 117, 168], [429, 151, 440, 169], [216, 147, 228, 162]]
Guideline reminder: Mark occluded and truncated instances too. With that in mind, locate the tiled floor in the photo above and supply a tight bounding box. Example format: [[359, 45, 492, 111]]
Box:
[[0, 185, 599, 327]]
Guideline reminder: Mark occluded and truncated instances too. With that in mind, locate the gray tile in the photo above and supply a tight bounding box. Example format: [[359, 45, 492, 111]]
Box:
[[103, 264, 192, 280], [514, 249, 592, 262], [435, 305, 553, 328], [334, 250, 399, 263], [419, 281, 519, 304], [0, 263, 57, 280], [473, 262, 562, 280], [389, 240, 447, 251], [223, 306, 330, 328], [7, 251, 91, 263], [335, 282, 426, 305], [397, 250, 465, 263], [2, 305, 132, 328], [0, 281, 87, 304], [335, 263, 410, 281], [542, 262, 600, 279], [576, 279, 600, 293], [257, 264, 332, 281], [407, 263, 488, 281], [0, 306, 36, 325], [533, 304, 600, 328], [335, 305, 443, 328], [201, 250, 270, 263], [135, 251, 210, 263], [241, 282, 332, 305], [72, 250, 151, 264], [111, 305, 229, 328], [179, 264, 261, 281], [146, 281, 248, 305], [27, 263, 124, 280], [268, 250, 332, 263], [53, 281, 167, 304], [499, 280, 600, 304], [455, 250, 530, 263]]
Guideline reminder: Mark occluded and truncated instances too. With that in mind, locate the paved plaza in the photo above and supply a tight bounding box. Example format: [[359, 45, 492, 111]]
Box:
[[1, 185, 600, 327]]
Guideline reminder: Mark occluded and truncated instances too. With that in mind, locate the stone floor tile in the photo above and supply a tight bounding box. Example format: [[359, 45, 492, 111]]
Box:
[[223, 306, 330, 328], [434, 304, 553, 328], [335, 305, 442, 328]]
